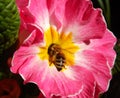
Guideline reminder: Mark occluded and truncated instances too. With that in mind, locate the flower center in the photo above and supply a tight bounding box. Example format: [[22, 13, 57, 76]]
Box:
[[39, 26, 79, 71]]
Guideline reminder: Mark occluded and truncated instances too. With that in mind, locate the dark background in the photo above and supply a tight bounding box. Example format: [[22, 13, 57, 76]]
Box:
[[110, 0, 120, 38]]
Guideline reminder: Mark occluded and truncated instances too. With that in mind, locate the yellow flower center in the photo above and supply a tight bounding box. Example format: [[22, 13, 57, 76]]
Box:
[[39, 26, 79, 71]]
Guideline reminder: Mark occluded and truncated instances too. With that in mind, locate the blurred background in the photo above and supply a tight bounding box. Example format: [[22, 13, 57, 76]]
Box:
[[0, 0, 120, 98]]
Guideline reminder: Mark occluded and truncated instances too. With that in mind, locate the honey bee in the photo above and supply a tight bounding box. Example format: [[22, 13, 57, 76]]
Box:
[[48, 43, 66, 71]]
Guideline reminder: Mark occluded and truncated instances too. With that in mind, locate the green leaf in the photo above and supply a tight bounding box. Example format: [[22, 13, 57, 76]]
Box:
[[0, 0, 20, 55]]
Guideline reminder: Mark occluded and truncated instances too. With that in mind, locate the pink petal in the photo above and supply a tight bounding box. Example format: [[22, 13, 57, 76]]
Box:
[[18, 21, 30, 45], [35, 66, 95, 97], [68, 66, 96, 98], [47, 0, 67, 30], [16, 0, 35, 23], [16, 0, 29, 10], [94, 84, 102, 98], [76, 50, 111, 93], [16, 0, 49, 30], [36, 66, 85, 97], [62, 0, 106, 42], [52, 66, 96, 98], [88, 29, 116, 68], [11, 45, 40, 73], [18, 23, 43, 45]]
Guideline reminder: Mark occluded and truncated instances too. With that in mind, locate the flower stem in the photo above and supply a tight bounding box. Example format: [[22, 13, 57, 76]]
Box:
[[105, 0, 111, 29], [97, 0, 111, 29], [97, 0, 105, 11]]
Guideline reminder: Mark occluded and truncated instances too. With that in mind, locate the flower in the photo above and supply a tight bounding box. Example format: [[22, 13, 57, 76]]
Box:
[[11, 0, 116, 97], [0, 79, 20, 98]]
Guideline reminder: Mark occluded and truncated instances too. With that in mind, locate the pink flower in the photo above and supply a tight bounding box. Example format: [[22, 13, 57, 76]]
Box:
[[11, 0, 116, 97], [0, 79, 20, 98]]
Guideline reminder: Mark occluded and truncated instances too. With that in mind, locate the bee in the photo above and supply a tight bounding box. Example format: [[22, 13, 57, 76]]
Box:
[[48, 43, 66, 71]]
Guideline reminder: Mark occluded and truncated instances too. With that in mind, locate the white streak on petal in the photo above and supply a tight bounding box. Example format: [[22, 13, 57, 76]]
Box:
[[63, 67, 76, 80]]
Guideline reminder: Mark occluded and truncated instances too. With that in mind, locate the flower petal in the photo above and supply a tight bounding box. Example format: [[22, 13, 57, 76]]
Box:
[[47, 0, 67, 30], [16, 0, 29, 10], [65, 66, 96, 98], [34, 65, 95, 97], [16, 0, 50, 30], [36, 66, 83, 97], [75, 50, 111, 93], [51, 70, 96, 98], [11, 45, 40, 73], [88, 29, 116, 68], [62, 0, 106, 42], [19, 23, 43, 45]]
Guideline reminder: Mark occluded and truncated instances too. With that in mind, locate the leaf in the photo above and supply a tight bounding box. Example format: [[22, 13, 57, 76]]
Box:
[[0, 0, 19, 55]]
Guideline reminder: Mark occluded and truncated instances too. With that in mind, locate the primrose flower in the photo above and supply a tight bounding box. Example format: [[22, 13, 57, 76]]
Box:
[[11, 0, 116, 97]]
